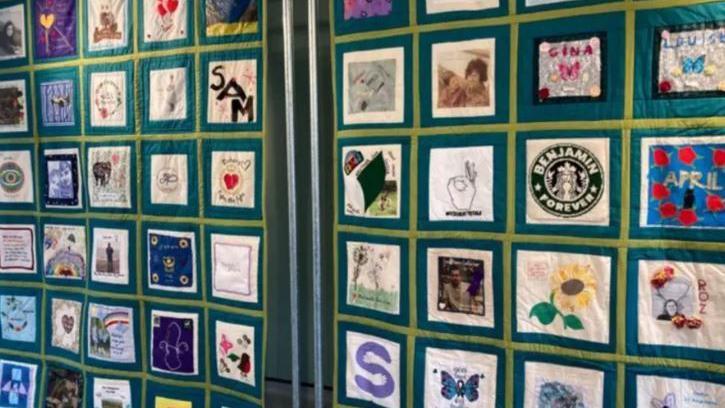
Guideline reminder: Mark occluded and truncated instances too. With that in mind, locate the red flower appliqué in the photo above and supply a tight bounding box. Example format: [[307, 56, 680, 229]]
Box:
[[678, 208, 698, 226], [659, 202, 677, 218], [659, 80, 672, 93], [538, 88, 550, 100], [677, 146, 697, 165], [713, 149, 725, 168], [706, 194, 724, 213], [652, 148, 670, 167], [651, 183, 670, 201]]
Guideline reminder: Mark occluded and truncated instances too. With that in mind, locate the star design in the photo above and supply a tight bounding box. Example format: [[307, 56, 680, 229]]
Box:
[[590, 185, 598, 192], [534, 183, 542, 192]]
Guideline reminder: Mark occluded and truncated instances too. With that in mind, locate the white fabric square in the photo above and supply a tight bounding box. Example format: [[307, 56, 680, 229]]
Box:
[[425, 0, 498, 14], [51, 298, 82, 354], [210, 150, 255, 208], [0, 224, 35, 274], [91, 227, 129, 285], [43, 224, 87, 280], [636, 374, 724, 407], [87, 145, 132, 208], [150, 154, 188, 205], [423, 347, 498, 407], [538, 36, 602, 100], [92, 378, 132, 408], [346, 241, 401, 315], [90, 71, 127, 127], [149, 67, 187, 121], [215, 320, 256, 386], [0, 150, 33, 203], [523, 361, 604, 408], [341, 143, 402, 219], [207, 59, 257, 124], [343, 47, 405, 125], [211, 233, 259, 304], [87, 303, 135, 363], [657, 26, 725, 95], [87, 0, 128, 52], [0, 79, 28, 133], [143, 0, 187, 43], [345, 331, 401, 408], [0, 4, 26, 62]]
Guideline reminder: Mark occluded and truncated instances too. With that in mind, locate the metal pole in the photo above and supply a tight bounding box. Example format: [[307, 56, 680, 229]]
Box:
[[307, 0, 323, 403], [281, 0, 300, 404]]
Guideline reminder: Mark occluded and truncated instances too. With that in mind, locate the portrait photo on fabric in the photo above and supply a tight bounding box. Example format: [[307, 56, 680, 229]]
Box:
[[435, 255, 485, 316]]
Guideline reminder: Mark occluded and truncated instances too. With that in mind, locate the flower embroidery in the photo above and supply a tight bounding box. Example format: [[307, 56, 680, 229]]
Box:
[[650, 266, 702, 330], [529, 264, 596, 331]]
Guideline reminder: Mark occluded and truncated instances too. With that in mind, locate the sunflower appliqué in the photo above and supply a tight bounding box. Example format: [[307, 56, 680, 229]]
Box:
[[529, 264, 597, 331]]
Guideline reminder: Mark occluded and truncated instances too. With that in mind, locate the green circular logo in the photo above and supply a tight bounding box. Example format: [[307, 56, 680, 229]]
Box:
[[528, 143, 604, 218], [0, 161, 24, 193]]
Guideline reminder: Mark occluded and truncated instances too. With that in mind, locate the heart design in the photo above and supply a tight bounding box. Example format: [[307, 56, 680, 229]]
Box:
[[156, 3, 167, 16], [241, 160, 252, 171], [39, 13, 55, 29], [61, 315, 74, 333], [224, 173, 240, 190], [156, 0, 179, 16], [166, 0, 179, 13]]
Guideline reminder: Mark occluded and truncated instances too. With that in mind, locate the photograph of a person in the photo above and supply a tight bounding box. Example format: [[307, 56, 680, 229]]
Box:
[[432, 38, 495, 118], [436, 256, 485, 315]]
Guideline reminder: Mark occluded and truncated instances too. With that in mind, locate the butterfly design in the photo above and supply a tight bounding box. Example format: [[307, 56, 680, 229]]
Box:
[[440, 371, 480, 403], [682, 55, 705, 75], [557, 62, 581, 81], [219, 334, 233, 355], [650, 392, 676, 408]]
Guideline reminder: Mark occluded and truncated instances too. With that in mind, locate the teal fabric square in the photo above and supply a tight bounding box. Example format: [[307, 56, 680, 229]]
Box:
[[83, 60, 135, 135], [416, 238, 503, 338], [84, 296, 141, 371], [627, 248, 725, 365], [137, 0, 194, 52], [334, 0, 408, 35], [145, 303, 206, 382], [85, 374, 141, 408], [211, 392, 260, 408], [0, 217, 41, 281], [146, 381, 206, 407], [418, 134, 507, 232], [209, 309, 264, 398], [39, 217, 88, 288], [88, 219, 137, 295], [516, 0, 614, 14], [83, 0, 133, 58], [0, 0, 30, 69], [335, 35, 413, 130], [200, 48, 263, 132], [629, 128, 725, 243], [203, 138, 262, 219], [337, 136, 410, 230], [0, 72, 33, 139], [39, 142, 85, 212], [513, 352, 616, 408], [44, 290, 85, 362], [34, 67, 81, 137], [511, 242, 618, 353], [413, 337, 505, 408], [142, 222, 202, 301], [417, 0, 506, 26], [634, 3, 725, 119], [0, 144, 36, 211], [140, 55, 195, 134], [338, 232, 409, 326], [200, 0, 262, 44], [204, 225, 263, 310], [0, 286, 41, 353], [517, 13, 625, 122], [85, 141, 136, 213], [420, 25, 510, 127], [625, 366, 724, 407], [141, 139, 199, 217], [515, 130, 622, 239]]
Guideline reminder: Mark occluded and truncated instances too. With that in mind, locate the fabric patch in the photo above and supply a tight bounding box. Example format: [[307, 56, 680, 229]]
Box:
[[40, 79, 74, 127], [210, 150, 254, 208], [34, 0, 76, 59], [426, 0, 497, 14], [92, 378, 132, 408], [639, 136, 725, 230], [90, 70, 127, 128], [206, 59, 257, 124], [428, 146, 494, 221], [0, 150, 33, 204], [0, 4, 27, 62], [142, 0, 187, 43], [525, 0, 575, 6], [345, 240, 401, 315], [43, 224, 86, 280], [147, 229, 196, 293], [215, 320, 255, 386], [0, 79, 29, 133], [343, 47, 404, 125], [88, 302, 135, 363], [0, 359, 37, 408], [205, 0, 257, 37], [43, 148, 82, 209], [655, 23, 725, 98], [516, 249, 612, 344], [342, 143, 402, 219], [426, 247, 494, 328], [150, 310, 198, 376], [345, 331, 401, 408], [525, 138, 610, 225], [87, 0, 127, 52], [91, 227, 129, 286], [155, 397, 192, 408], [523, 362, 604, 408], [210, 233, 259, 304], [50, 298, 82, 353], [0, 224, 35, 274], [637, 258, 724, 351], [536, 34, 604, 103], [635, 375, 723, 407], [432, 38, 495, 118], [45, 366, 83, 408], [344, 0, 390, 20], [0, 295, 36, 342], [87, 145, 132, 208], [423, 347, 498, 407], [150, 154, 188, 205], [149, 67, 187, 121]]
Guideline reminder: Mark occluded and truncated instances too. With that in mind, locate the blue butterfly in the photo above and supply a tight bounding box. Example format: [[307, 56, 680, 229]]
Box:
[[682, 55, 705, 74], [440, 371, 480, 402]]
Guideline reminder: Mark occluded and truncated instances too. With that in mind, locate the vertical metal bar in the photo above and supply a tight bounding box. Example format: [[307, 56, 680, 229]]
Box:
[[307, 0, 323, 403], [281, 0, 300, 404]]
